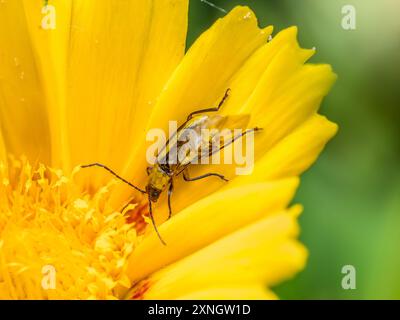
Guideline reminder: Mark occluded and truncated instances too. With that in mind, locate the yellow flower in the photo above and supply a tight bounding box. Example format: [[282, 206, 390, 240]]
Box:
[[0, 1, 337, 300]]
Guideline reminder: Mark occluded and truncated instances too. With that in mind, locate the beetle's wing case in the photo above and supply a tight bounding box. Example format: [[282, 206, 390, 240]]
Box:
[[156, 115, 211, 169], [174, 114, 251, 169], [174, 115, 227, 168]]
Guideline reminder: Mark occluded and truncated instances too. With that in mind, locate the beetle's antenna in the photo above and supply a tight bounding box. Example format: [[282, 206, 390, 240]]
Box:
[[148, 193, 167, 246], [81, 163, 146, 194]]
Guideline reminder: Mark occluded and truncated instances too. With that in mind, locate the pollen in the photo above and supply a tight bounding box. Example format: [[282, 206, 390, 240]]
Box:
[[0, 157, 138, 299]]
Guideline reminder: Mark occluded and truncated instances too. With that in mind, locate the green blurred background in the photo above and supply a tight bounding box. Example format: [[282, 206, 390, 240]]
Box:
[[188, 0, 400, 299]]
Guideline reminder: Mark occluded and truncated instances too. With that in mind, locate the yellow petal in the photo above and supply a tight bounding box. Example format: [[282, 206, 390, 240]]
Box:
[[22, 0, 72, 169], [249, 64, 337, 155], [176, 286, 277, 300], [211, 52, 337, 171], [65, 0, 188, 185], [127, 178, 299, 283], [229, 114, 338, 186], [151, 27, 336, 213], [0, 0, 51, 164], [158, 115, 336, 216], [221, 26, 314, 116], [113, 6, 271, 206], [127, 207, 306, 299], [147, 5, 270, 140]]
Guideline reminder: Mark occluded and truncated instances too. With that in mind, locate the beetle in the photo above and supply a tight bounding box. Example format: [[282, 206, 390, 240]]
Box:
[[81, 89, 261, 245]]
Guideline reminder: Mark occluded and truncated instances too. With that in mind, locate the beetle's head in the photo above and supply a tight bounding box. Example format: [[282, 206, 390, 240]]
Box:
[[146, 164, 171, 202], [146, 185, 162, 202]]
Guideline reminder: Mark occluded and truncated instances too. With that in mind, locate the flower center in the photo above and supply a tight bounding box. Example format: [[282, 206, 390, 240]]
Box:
[[0, 156, 139, 299]]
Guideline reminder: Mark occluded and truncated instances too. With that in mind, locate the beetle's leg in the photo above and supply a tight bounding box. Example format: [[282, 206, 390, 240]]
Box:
[[147, 193, 167, 246], [146, 166, 152, 175], [81, 163, 146, 194], [183, 169, 228, 182], [167, 181, 173, 220], [187, 88, 231, 120]]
